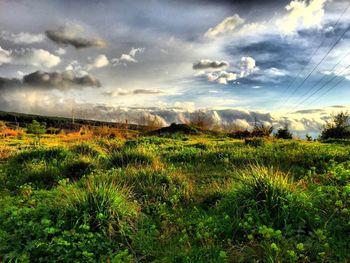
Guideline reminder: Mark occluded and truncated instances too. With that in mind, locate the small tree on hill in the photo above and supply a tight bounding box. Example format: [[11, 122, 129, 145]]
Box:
[[275, 123, 293, 139], [189, 110, 212, 130], [305, 134, 313, 141], [251, 118, 273, 137], [320, 111, 350, 140], [27, 120, 46, 145]]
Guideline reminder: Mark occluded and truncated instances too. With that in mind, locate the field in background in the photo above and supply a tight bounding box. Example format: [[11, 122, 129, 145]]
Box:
[[0, 128, 350, 262]]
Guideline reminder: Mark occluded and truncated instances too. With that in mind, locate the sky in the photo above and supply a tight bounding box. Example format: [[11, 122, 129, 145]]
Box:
[[0, 0, 350, 135]]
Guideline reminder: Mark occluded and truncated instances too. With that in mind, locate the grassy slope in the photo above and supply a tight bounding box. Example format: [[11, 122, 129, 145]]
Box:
[[0, 134, 349, 262]]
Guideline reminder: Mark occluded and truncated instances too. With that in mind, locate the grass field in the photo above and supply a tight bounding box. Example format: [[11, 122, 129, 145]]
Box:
[[1, 133, 350, 262]]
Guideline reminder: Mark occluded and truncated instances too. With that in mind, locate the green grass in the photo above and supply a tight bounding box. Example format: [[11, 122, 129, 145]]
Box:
[[0, 135, 350, 262]]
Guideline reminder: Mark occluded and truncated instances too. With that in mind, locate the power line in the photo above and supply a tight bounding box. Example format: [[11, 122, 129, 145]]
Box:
[[306, 77, 347, 107], [286, 24, 350, 105], [291, 49, 350, 107], [289, 63, 350, 112], [280, 2, 350, 105]]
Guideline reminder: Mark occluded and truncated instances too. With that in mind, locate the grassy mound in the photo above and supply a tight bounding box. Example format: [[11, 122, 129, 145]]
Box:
[[146, 123, 199, 136], [70, 142, 102, 157], [106, 148, 156, 168], [4, 147, 97, 190]]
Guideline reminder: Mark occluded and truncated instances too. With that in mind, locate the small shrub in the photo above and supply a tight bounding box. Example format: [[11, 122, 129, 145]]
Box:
[[275, 124, 293, 139], [92, 126, 123, 139], [251, 120, 273, 138], [229, 129, 251, 139], [321, 111, 350, 140], [27, 120, 46, 144]]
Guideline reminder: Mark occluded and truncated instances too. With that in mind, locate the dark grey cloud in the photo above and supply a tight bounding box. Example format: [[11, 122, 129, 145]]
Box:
[[23, 71, 101, 89], [133, 89, 165, 95], [331, 105, 346, 109], [45, 25, 106, 49], [0, 70, 101, 92], [229, 38, 308, 70], [0, 77, 21, 89], [193, 59, 229, 70], [294, 109, 325, 114], [103, 88, 165, 96]]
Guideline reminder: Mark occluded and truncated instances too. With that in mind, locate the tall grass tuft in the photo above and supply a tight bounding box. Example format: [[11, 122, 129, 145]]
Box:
[[220, 165, 315, 235], [59, 174, 139, 238], [120, 167, 191, 206]]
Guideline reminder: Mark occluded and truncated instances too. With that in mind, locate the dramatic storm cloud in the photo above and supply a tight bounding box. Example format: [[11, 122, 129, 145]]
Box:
[[193, 60, 229, 70], [45, 24, 106, 49], [0, 70, 100, 91]]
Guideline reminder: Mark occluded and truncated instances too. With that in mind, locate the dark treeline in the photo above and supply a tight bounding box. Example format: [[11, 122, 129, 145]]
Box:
[[0, 111, 143, 131]]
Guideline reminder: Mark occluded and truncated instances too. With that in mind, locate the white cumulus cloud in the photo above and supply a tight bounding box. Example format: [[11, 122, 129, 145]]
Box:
[[277, 0, 328, 35], [205, 14, 244, 38], [112, 47, 145, 66], [0, 31, 45, 44], [89, 54, 109, 69], [0, 46, 61, 68]]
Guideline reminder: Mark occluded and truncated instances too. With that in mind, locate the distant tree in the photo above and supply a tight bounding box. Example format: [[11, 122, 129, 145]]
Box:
[[320, 111, 350, 140], [189, 110, 212, 130], [139, 114, 163, 132], [27, 120, 46, 144], [0, 121, 6, 132], [275, 123, 293, 139], [305, 134, 313, 141], [251, 118, 273, 137]]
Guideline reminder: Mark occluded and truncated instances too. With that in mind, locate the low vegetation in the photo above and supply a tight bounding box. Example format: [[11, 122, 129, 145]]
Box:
[[0, 113, 350, 262]]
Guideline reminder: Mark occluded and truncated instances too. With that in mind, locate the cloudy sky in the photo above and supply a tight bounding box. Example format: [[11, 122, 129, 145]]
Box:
[[0, 0, 350, 135]]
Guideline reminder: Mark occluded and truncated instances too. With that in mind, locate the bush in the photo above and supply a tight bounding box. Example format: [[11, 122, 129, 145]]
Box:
[[251, 120, 273, 138], [321, 111, 350, 140], [0, 127, 24, 138], [27, 120, 46, 136], [275, 124, 293, 139], [229, 129, 251, 139]]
